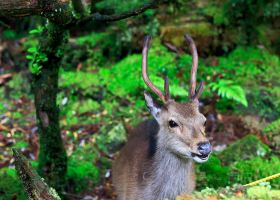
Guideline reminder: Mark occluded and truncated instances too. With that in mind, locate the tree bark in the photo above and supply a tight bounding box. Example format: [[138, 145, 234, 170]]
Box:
[[13, 149, 61, 200], [0, 0, 73, 25], [32, 22, 68, 193]]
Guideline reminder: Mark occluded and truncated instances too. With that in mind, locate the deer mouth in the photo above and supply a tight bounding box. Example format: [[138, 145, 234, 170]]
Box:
[[191, 152, 209, 161]]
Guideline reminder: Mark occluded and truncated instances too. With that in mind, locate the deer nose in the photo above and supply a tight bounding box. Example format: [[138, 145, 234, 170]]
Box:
[[197, 142, 211, 155]]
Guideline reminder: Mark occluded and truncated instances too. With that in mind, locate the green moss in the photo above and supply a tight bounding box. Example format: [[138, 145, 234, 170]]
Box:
[[33, 22, 69, 192], [196, 155, 230, 189], [196, 154, 280, 189], [67, 160, 100, 192], [67, 147, 100, 192], [263, 119, 280, 151], [230, 156, 280, 189], [218, 135, 270, 164], [0, 168, 26, 200]]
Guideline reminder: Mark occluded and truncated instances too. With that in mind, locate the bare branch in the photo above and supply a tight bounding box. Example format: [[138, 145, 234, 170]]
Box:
[[0, 0, 73, 25], [65, 2, 157, 28]]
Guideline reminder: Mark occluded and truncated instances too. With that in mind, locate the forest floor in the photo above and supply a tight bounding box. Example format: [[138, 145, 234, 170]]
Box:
[[0, 84, 273, 200]]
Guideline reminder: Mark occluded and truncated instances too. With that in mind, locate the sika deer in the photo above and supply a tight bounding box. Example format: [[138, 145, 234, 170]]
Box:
[[112, 35, 211, 200]]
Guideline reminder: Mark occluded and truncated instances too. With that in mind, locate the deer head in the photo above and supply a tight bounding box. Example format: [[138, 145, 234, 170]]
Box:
[[142, 35, 211, 163]]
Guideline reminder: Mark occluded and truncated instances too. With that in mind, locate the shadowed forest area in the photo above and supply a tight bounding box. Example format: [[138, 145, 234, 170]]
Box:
[[0, 0, 280, 199]]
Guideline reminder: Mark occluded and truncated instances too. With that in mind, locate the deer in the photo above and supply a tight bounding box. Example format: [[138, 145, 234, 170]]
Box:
[[112, 34, 212, 200]]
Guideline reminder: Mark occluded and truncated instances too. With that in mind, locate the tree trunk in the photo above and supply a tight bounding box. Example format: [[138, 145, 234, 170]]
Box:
[[32, 22, 68, 192]]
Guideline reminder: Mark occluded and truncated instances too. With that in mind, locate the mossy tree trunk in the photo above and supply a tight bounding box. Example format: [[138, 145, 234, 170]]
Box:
[[32, 23, 68, 192]]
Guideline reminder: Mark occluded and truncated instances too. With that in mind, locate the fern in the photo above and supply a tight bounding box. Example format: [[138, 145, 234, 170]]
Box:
[[208, 80, 248, 107]]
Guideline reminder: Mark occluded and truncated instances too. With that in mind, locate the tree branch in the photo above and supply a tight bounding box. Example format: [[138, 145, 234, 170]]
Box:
[[1, 0, 158, 28], [0, 0, 39, 17], [0, 0, 73, 25], [65, 2, 157, 28], [12, 149, 61, 200]]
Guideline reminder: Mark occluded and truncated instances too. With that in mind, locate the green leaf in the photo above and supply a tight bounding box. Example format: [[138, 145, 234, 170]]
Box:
[[209, 79, 248, 107], [26, 55, 34, 60], [29, 26, 44, 34], [27, 47, 38, 53]]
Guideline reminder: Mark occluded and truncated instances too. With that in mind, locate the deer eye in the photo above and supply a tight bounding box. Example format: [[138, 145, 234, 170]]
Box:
[[168, 120, 178, 128]]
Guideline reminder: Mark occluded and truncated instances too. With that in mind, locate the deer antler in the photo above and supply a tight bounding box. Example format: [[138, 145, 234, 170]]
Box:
[[142, 35, 203, 102], [142, 36, 170, 102], [184, 34, 204, 102]]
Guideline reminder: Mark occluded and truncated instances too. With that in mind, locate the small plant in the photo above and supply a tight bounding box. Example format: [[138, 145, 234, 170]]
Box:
[[25, 26, 47, 75], [208, 79, 248, 107]]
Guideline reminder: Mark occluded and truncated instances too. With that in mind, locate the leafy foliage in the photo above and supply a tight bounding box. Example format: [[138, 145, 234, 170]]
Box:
[[209, 80, 247, 107], [25, 26, 46, 75], [197, 47, 280, 119]]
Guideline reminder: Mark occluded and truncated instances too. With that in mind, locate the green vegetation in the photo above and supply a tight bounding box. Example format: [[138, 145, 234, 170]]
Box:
[[263, 119, 280, 151], [180, 185, 280, 200], [0, 168, 25, 200], [196, 136, 280, 190], [218, 135, 270, 164], [0, 0, 280, 199]]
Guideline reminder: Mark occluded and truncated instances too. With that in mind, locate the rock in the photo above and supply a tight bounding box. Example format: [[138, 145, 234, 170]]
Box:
[[218, 134, 270, 164], [263, 119, 280, 152]]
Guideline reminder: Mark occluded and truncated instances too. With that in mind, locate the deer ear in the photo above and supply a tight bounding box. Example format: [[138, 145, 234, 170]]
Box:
[[144, 91, 161, 120]]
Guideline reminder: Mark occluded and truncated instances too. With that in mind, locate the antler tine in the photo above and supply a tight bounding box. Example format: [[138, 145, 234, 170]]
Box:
[[164, 76, 170, 101], [192, 81, 204, 101], [184, 34, 204, 101], [142, 36, 166, 102]]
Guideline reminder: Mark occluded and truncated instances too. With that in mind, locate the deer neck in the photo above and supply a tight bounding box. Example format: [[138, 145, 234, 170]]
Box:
[[145, 128, 195, 199]]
